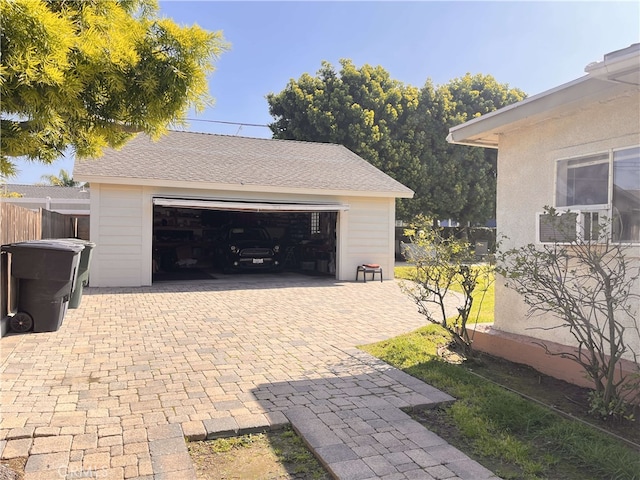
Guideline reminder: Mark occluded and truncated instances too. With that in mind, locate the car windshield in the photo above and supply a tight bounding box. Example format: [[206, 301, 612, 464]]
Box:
[[229, 228, 269, 242]]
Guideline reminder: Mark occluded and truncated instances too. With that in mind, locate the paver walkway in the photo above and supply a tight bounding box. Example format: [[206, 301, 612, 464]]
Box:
[[0, 273, 499, 479]]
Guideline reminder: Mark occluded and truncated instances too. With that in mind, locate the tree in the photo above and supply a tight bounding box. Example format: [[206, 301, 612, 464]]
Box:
[[268, 60, 424, 219], [39, 169, 80, 187], [413, 74, 526, 226], [267, 64, 525, 222], [498, 208, 640, 418], [1, 0, 227, 177], [400, 216, 494, 356]]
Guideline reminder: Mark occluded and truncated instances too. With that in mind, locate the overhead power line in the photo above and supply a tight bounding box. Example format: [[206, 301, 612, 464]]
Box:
[[185, 118, 269, 128]]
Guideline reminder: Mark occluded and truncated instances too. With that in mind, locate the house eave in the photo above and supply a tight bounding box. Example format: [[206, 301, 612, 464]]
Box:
[[447, 76, 610, 148], [448, 43, 640, 148], [585, 43, 640, 86]]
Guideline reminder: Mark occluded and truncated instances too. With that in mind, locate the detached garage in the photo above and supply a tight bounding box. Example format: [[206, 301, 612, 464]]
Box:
[[73, 131, 413, 287]]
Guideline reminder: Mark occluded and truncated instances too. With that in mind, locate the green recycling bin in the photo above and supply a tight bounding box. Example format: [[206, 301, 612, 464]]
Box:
[[56, 239, 95, 308], [1, 240, 83, 333]]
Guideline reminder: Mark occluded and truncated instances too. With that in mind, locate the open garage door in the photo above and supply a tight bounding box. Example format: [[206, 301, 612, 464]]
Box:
[[151, 198, 346, 282], [153, 198, 349, 212]]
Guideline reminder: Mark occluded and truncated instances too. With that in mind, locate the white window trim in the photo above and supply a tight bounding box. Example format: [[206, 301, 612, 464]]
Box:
[[554, 150, 611, 212], [553, 146, 640, 244]]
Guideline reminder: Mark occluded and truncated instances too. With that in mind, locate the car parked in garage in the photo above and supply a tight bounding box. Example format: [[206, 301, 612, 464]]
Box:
[[215, 226, 282, 273]]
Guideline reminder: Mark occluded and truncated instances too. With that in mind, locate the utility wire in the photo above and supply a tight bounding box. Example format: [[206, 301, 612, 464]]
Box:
[[185, 118, 269, 128]]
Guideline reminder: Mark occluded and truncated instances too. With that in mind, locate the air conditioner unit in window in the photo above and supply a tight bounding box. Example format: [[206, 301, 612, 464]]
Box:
[[537, 210, 610, 244]]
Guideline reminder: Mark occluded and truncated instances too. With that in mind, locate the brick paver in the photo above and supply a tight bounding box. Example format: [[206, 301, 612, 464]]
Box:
[[0, 273, 497, 479]]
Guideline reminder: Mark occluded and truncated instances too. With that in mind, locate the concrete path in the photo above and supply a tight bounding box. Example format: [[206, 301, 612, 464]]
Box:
[[0, 273, 498, 479]]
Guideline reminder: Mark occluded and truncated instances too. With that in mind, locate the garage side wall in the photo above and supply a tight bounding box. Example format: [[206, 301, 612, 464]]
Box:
[[343, 197, 396, 281], [89, 184, 145, 287]]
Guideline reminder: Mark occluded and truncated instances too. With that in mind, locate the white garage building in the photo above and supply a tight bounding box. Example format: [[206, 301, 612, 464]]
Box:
[[74, 131, 413, 287]]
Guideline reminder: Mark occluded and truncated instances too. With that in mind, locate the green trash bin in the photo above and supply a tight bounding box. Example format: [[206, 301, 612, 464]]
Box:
[[1, 240, 83, 333], [56, 239, 95, 308]]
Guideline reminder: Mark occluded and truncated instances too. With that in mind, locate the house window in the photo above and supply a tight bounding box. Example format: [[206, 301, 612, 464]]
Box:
[[613, 146, 640, 242], [310, 212, 320, 234], [556, 153, 609, 208], [555, 146, 640, 242]]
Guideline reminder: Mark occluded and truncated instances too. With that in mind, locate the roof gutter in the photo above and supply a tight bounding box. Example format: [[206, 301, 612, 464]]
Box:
[[447, 43, 640, 149], [584, 43, 640, 85]]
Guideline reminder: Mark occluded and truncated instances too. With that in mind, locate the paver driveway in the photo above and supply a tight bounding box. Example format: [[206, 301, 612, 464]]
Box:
[[1, 273, 496, 479]]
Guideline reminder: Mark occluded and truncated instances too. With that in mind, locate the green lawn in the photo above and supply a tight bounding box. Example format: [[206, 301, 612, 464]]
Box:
[[395, 264, 495, 324], [363, 274, 640, 480]]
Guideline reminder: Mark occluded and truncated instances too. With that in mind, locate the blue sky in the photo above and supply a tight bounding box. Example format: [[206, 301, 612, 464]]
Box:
[[11, 0, 640, 184]]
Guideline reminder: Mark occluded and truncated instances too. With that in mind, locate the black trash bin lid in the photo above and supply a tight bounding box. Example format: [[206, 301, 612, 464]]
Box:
[[1, 240, 84, 253]]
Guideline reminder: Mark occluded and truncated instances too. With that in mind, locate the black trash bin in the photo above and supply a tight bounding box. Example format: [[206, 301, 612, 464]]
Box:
[[56, 239, 95, 308], [1, 240, 83, 333]]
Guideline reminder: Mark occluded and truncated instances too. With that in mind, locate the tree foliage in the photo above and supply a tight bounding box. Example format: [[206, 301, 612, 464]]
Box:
[[400, 215, 495, 356], [267, 63, 525, 222], [1, 0, 227, 177], [431, 74, 526, 225], [39, 169, 80, 187], [267, 60, 424, 218]]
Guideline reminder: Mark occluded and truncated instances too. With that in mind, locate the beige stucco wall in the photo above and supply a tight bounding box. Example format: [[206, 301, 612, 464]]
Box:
[[495, 89, 640, 360], [89, 184, 397, 287]]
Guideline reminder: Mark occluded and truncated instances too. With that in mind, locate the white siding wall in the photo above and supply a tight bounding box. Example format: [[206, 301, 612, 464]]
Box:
[[343, 197, 396, 280], [89, 185, 145, 287], [90, 185, 398, 285], [496, 90, 640, 359]]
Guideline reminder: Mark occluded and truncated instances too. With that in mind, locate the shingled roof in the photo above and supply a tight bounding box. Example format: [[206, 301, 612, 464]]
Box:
[[2, 184, 90, 199], [73, 131, 414, 197]]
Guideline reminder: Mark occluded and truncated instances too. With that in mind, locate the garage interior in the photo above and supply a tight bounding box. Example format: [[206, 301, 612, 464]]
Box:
[[152, 203, 338, 281]]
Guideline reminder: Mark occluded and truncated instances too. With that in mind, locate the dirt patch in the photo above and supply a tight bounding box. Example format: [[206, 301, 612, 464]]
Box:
[[0, 458, 25, 480], [187, 427, 331, 480]]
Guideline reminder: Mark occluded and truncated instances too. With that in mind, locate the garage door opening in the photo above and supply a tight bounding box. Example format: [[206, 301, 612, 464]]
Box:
[[152, 200, 342, 282]]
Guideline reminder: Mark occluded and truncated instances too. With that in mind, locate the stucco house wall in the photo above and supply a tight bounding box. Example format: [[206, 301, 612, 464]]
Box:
[[448, 43, 640, 368], [495, 89, 640, 358]]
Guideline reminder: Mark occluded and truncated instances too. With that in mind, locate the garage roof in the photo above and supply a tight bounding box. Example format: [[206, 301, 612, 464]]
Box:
[[3, 184, 89, 199], [74, 131, 414, 198]]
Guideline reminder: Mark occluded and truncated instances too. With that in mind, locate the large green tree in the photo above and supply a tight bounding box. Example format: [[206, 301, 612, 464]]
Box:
[[267, 63, 526, 223], [267, 60, 425, 219], [432, 74, 526, 225], [1, 0, 227, 177]]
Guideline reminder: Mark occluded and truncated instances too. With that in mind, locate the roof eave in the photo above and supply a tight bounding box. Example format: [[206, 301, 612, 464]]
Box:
[[75, 175, 415, 199], [447, 75, 608, 148]]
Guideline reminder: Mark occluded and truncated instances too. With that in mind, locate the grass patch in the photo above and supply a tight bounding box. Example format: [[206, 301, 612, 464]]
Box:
[[395, 264, 495, 324], [360, 324, 640, 480]]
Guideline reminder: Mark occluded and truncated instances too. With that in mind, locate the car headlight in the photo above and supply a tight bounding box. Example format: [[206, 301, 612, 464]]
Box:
[[273, 245, 280, 253], [230, 245, 238, 254]]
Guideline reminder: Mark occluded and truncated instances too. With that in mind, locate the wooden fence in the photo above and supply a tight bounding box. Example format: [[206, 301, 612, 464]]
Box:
[[1, 203, 84, 337], [0, 203, 76, 244]]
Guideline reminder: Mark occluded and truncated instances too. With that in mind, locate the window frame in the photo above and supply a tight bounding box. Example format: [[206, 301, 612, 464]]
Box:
[[554, 151, 610, 211], [553, 145, 640, 244]]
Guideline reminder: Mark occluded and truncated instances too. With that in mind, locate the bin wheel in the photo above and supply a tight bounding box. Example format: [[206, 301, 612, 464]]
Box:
[[10, 312, 33, 333]]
